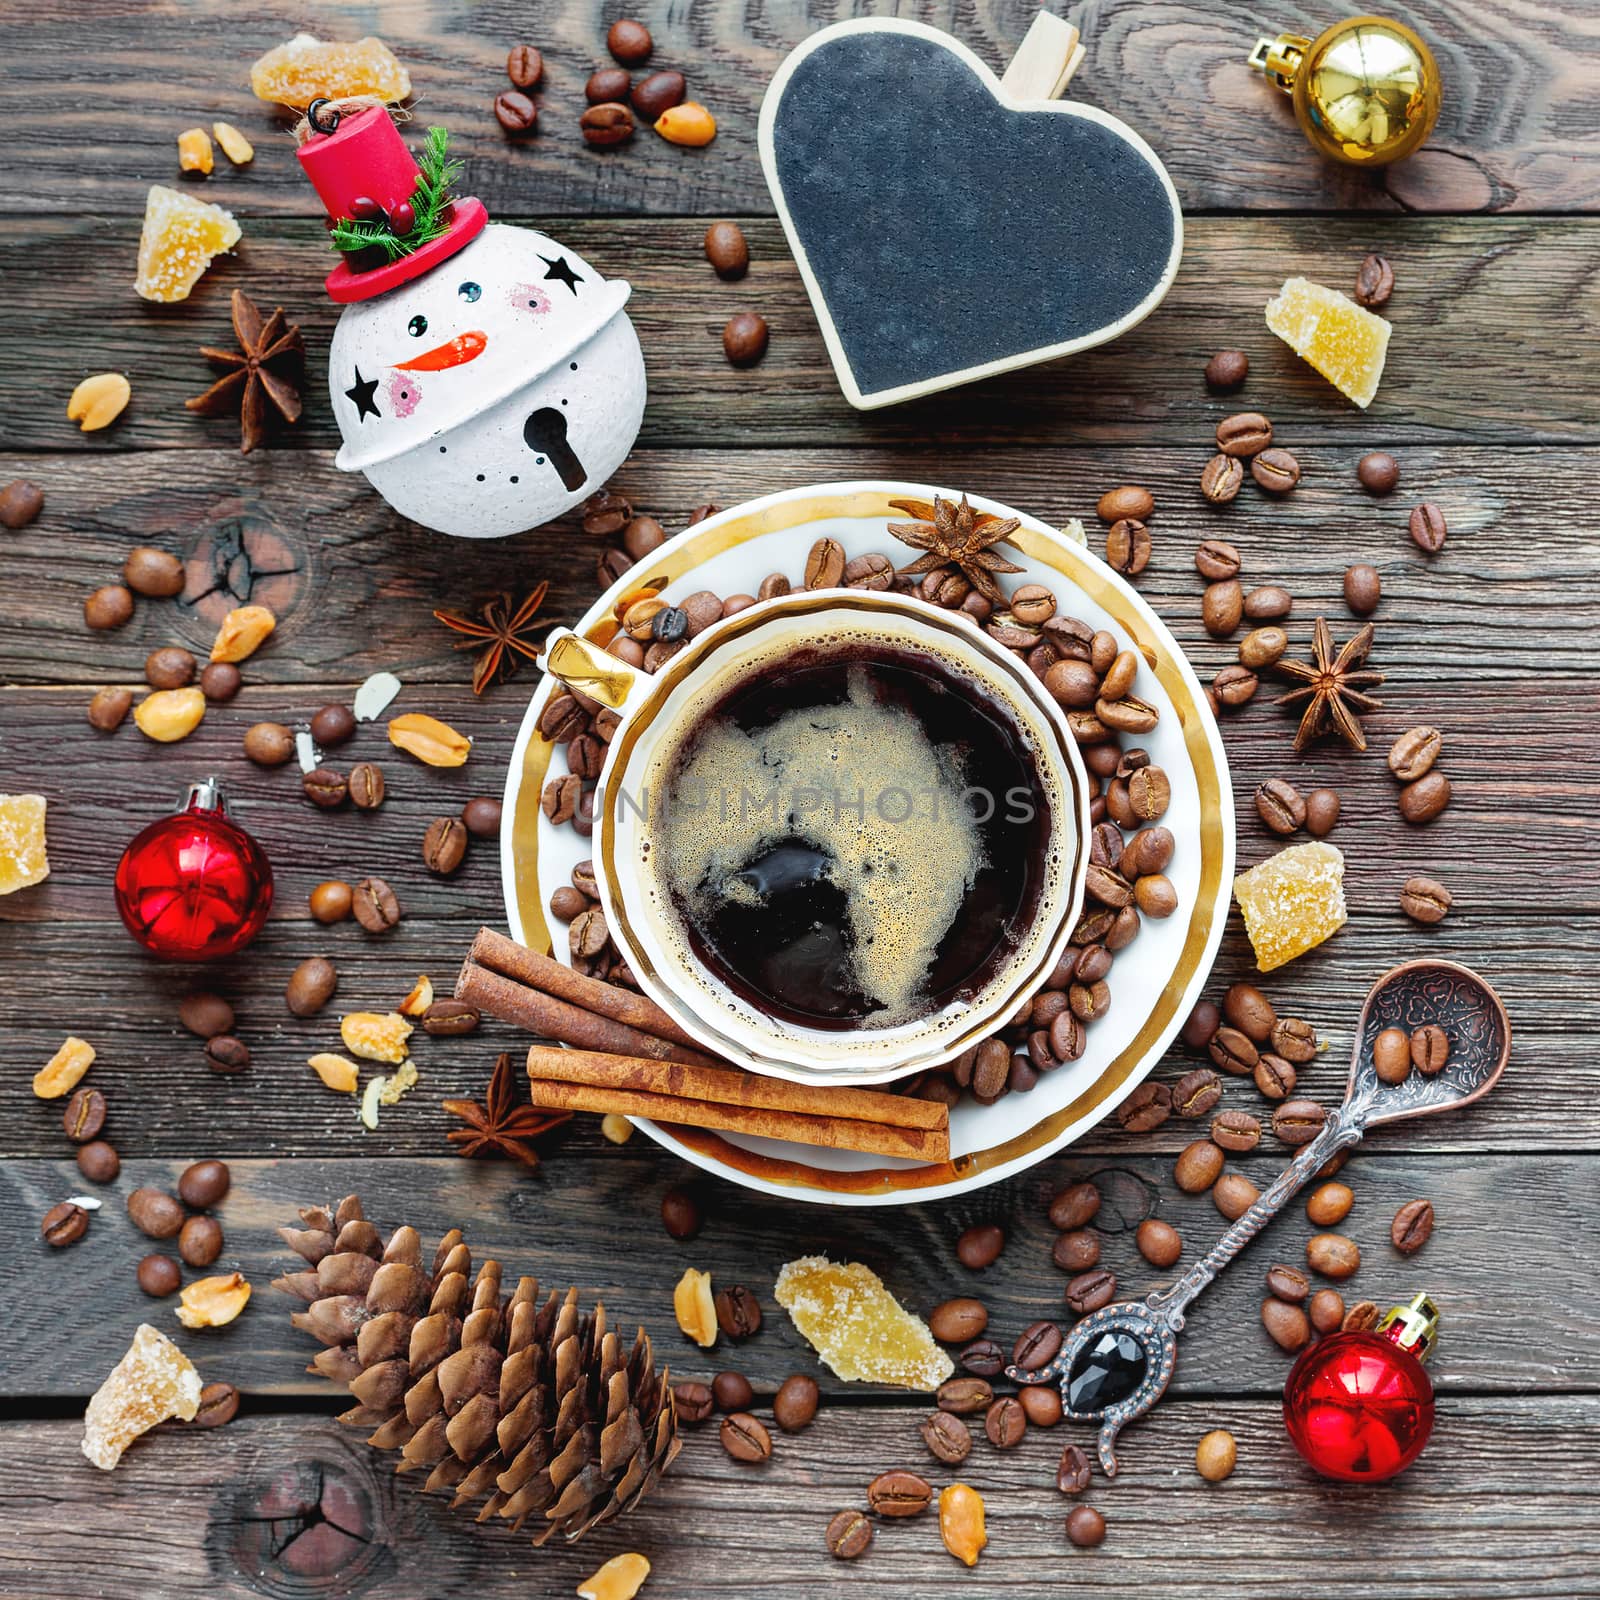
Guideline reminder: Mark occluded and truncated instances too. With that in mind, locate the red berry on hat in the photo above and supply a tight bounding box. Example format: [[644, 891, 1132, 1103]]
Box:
[[388, 200, 416, 235], [349, 195, 383, 221]]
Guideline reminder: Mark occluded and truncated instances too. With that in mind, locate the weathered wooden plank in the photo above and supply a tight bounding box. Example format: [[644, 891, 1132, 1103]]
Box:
[[3, 217, 1597, 453], [4, 1152, 1597, 1401], [7, 1, 1600, 217], [2, 1400, 1597, 1599]]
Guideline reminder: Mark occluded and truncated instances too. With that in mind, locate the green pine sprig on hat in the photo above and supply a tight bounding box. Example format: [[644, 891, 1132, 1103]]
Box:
[[330, 125, 464, 262]]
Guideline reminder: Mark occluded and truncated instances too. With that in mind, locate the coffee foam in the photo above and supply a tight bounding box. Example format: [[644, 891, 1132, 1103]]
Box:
[[638, 625, 1072, 1042]]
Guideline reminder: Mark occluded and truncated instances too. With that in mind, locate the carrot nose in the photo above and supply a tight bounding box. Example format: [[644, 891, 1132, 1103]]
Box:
[[393, 330, 488, 372]]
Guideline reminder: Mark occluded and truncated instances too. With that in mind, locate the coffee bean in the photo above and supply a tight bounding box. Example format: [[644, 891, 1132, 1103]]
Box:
[[137, 1253, 181, 1296], [1173, 1067, 1222, 1119], [505, 42, 543, 88], [285, 956, 338, 1017], [804, 536, 846, 589], [958, 1338, 1004, 1377], [420, 816, 468, 876], [920, 1410, 972, 1464], [1344, 563, 1382, 615], [659, 1186, 703, 1241], [1271, 1016, 1318, 1064], [1374, 1026, 1412, 1084], [178, 992, 234, 1039], [580, 101, 634, 146], [712, 1371, 754, 1412], [1195, 1429, 1237, 1482], [1181, 1000, 1221, 1052], [703, 220, 750, 279], [1202, 579, 1243, 637], [310, 704, 355, 747], [1047, 1012, 1086, 1065], [84, 584, 134, 629], [127, 1186, 185, 1239], [956, 1222, 1004, 1270], [1208, 1026, 1259, 1075], [714, 1284, 763, 1341], [1065, 1269, 1116, 1315], [1386, 1199, 1437, 1257], [586, 66, 632, 104], [42, 1200, 89, 1247], [1251, 449, 1300, 493], [419, 1000, 480, 1038], [353, 876, 401, 933], [1013, 1319, 1063, 1368], [1410, 1023, 1450, 1075], [970, 1037, 1011, 1102], [1216, 412, 1272, 457], [938, 1376, 993, 1415], [190, 1380, 240, 1429], [195, 662, 239, 704], [1020, 1384, 1063, 1426], [1212, 1110, 1261, 1152], [1223, 982, 1276, 1042], [0, 477, 44, 528], [1117, 1081, 1170, 1132], [179, 1214, 224, 1267], [1127, 765, 1171, 822], [723, 311, 769, 366], [1399, 770, 1451, 824], [1052, 1442, 1092, 1496], [1243, 584, 1293, 620], [1272, 1099, 1327, 1146], [1409, 502, 1448, 553], [1254, 1055, 1296, 1100], [1066, 1505, 1107, 1548], [986, 1396, 1028, 1449], [1105, 518, 1151, 576], [540, 692, 588, 742], [1120, 827, 1174, 879], [1357, 451, 1399, 494], [62, 1087, 107, 1143], [76, 1139, 120, 1183], [1053, 1230, 1101, 1272], [1355, 252, 1395, 307], [1239, 626, 1288, 671], [662, 1383, 710, 1431], [178, 1159, 230, 1208], [826, 1509, 873, 1559], [867, 1470, 933, 1517], [243, 721, 295, 765], [1308, 1289, 1345, 1334], [1261, 1297, 1311, 1351], [632, 68, 686, 121], [1256, 778, 1306, 835], [1204, 349, 1248, 390], [495, 89, 538, 134], [303, 767, 348, 808], [1096, 486, 1154, 522], [1136, 1218, 1182, 1268], [608, 17, 653, 64], [774, 1373, 819, 1431], [204, 1035, 250, 1074], [1400, 875, 1452, 923], [1388, 726, 1442, 781], [1213, 1172, 1261, 1220], [1307, 1181, 1354, 1227], [1265, 1263, 1310, 1303], [842, 552, 893, 590], [1304, 788, 1341, 836], [145, 646, 196, 690], [929, 1298, 988, 1343], [329, 764, 378, 815], [1344, 1299, 1381, 1333], [1195, 539, 1242, 581], [1306, 1233, 1361, 1279], [309, 880, 353, 923], [1048, 1181, 1100, 1230], [720, 1411, 772, 1462], [1174, 1139, 1224, 1193], [87, 686, 134, 731]]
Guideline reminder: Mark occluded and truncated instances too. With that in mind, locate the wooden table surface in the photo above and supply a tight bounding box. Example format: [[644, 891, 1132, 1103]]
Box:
[[4, 3, 1599, 1596]]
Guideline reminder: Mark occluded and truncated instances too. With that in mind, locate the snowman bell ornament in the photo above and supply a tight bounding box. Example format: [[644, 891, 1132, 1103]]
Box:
[[298, 100, 646, 538]]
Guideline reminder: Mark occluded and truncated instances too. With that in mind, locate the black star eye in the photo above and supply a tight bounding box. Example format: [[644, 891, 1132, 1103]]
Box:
[[458, 282, 481, 303], [408, 314, 428, 337]]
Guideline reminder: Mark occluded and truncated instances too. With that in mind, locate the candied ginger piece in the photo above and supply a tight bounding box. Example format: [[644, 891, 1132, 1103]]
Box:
[[1234, 841, 1347, 972], [0, 793, 49, 895], [250, 33, 411, 109], [134, 185, 240, 304], [82, 1323, 201, 1470], [774, 1255, 953, 1390], [1266, 277, 1391, 409]]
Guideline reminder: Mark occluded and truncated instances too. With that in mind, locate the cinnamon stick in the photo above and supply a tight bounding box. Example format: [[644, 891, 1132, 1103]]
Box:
[[464, 927, 706, 1054], [525, 1047, 950, 1162], [457, 961, 721, 1069]]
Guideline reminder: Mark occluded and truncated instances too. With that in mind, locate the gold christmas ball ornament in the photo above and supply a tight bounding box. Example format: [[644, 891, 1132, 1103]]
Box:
[[1249, 15, 1441, 166]]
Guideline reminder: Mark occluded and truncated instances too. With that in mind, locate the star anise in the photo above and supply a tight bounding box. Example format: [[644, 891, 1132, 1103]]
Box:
[[1274, 617, 1385, 751], [442, 1052, 571, 1169], [887, 493, 1026, 606], [433, 583, 556, 694], [185, 289, 304, 454]]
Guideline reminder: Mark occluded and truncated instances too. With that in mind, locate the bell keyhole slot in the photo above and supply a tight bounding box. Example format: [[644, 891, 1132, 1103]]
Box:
[[523, 406, 587, 492]]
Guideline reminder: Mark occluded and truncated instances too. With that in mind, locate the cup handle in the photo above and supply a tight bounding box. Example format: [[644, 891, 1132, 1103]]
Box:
[[541, 628, 651, 713]]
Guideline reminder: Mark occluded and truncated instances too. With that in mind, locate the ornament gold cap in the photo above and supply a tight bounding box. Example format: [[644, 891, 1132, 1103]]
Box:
[[1378, 1291, 1440, 1364]]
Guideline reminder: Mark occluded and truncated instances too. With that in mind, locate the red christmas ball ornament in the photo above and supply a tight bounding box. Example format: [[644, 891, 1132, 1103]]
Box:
[[1283, 1291, 1439, 1483], [114, 778, 273, 959]]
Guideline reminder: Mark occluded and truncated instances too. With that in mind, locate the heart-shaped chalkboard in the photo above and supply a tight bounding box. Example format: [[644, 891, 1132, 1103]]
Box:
[[759, 18, 1183, 410]]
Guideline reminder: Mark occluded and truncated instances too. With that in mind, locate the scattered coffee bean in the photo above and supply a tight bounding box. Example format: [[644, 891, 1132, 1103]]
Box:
[[84, 584, 134, 630], [704, 220, 750, 278], [1261, 1297, 1311, 1351], [1013, 584, 1058, 627], [76, 1139, 120, 1183], [659, 1186, 702, 1240], [723, 311, 769, 366], [145, 646, 196, 690], [804, 536, 846, 589], [127, 1186, 185, 1239], [62, 1087, 107, 1143], [1064, 1269, 1116, 1315], [1399, 770, 1451, 824], [1410, 1023, 1450, 1075], [137, 1253, 181, 1296], [309, 880, 353, 923], [633, 68, 687, 122], [1204, 349, 1248, 390], [345, 761, 384, 810], [1254, 1055, 1296, 1100], [178, 1159, 230, 1209], [1355, 252, 1395, 308], [1127, 766, 1171, 822], [1066, 1505, 1107, 1548], [118, 548, 181, 600], [712, 1371, 754, 1412], [1013, 1319, 1064, 1368], [1374, 1026, 1412, 1084], [1268, 1017, 1315, 1065], [1209, 1026, 1259, 1075], [422, 816, 468, 874], [506, 43, 543, 88], [310, 704, 356, 747], [1304, 787, 1341, 836], [1173, 1067, 1222, 1119], [243, 721, 295, 765], [285, 956, 338, 1017], [1400, 875, 1452, 923], [199, 662, 241, 701], [720, 1411, 772, 1462], [1136, 1218, 1182, 1268], [867, 1470, 933, 1517], [1306, 1181, 1354, 1227], [1097, 486, 1154, 522], [1251, 449, 1300, 494], [0, 477, 44, 528], [204, 1035, 250, 1075], [985, 1395, 1028, 1449], [956, 1222, 1005, 1270], [774, 1373, 819, 1431], [569, 906, 609, 960], [586, 66, 632, 104], [42, 1200, 89, 1247], [1195, 1429, 1237, 1481], [421, 999, 480, 1036], [353, 877, 401, 933], [1357, 451, 1399, 494], [1408, 502, 1448, 553], [929, 1298, 988, 1343], [921, 1410, 972, 1464], [1175, 1139, 1225, 1193], [1243, 584, 1293, 620], [1202, 579, 1243, 637], [580, 101, 635, 146], [826, 1509, 873, 1560], [1223, 982, 1276, 1042], [191, 1381, 240, 1429], [1053, 1230, 1101, 1272], [1057, 1441, 1093, 1495], [87, 686, 134, 731], [1272, 1100, 1327, 1146], [607, 17, 653, 64], [1391, 1198, 1435, 1254], [1344, 563, 1382, 615], [1216, 412, 1272, 457], [674, 1380, 714, 1424], [1181, 999, 1221, 1052], [1239, 626, 1288, 670], [1213, 1172, 1260, 1220], [715, 1284, 763, 1341], [1306, 1233, 1361, 1279], [1104, 518, 1152, 576], [1048, 1181, 1101, 1230], [1343, 1299, 1381, 1333], [495, 89, 538, 134], [1388, 726, 1442, 781], [1212, 1110, 1262, 1153], [1265, 1263, 1310, 1303], [1117, 1081, 1171, 1132], [1256, 778, 1307, 835], [958, 1338, 1004, 1377], [1195, 539, 1242, 581], [1019, 1384, 1063, 1427], [179, 1214, 224, 1268], [303, 767, 349, 808], [179, 992, 234, 1038]]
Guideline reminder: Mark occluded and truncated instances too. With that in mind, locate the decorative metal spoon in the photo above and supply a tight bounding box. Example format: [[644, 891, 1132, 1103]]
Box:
[[1006, 958, 1511, 1475]]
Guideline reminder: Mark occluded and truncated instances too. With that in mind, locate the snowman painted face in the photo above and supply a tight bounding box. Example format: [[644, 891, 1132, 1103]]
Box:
[[330, 223, 646, 539]]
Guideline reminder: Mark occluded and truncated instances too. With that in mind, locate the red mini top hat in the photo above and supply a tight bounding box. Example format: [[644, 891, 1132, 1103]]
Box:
[[297, 101, 489, 304]]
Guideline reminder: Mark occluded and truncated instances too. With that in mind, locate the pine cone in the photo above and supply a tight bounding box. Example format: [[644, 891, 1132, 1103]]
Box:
[[276, 1195, 680, 1545]]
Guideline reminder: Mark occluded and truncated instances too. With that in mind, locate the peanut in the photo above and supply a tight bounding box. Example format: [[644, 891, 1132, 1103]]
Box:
[[939, 1483, 987, 1567], [177, 1271, 252, 1329], [211, 122, 254, 164], [577, 1553, 651, 1600], [307, 1053, 359, 1093], [34, 1036, 96, 1099], [397, 975, 433, 1016], [378, 1061, 417, 1104], [209, 603, 276, 663], [600, 1113, 634, 1144], [67, 373, 132, 432], [388, 712, 471, 767], [133, 687, 205, 743], [340, 1011, 413, 1064], [655, 101, 717, 146], [673, 1267, 717, 1347], [177, 128, 214, 174]]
